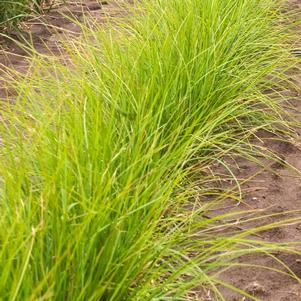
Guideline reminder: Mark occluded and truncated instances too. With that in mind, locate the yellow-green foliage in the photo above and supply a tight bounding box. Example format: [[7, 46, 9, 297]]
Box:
[[0, 0, 299, 300]]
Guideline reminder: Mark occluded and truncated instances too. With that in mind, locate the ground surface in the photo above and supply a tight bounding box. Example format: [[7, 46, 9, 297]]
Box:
[[0, 1, 300, 300], [209, 124, 301, 300], [213, 1, 301, 299], [0, 0, 127, 98]]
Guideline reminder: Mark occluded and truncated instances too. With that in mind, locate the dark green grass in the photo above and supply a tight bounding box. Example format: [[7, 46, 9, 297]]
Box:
[[0, 0, 60, 31]]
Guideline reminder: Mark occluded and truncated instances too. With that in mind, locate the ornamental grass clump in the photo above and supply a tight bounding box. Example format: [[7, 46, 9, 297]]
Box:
[[0, 0, 299, 300]]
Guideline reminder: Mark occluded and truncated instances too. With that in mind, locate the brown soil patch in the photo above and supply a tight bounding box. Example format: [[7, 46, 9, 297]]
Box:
[[212, 132, 301, 300], [0, 0, 128, 98], [213, 1, 301, 298]]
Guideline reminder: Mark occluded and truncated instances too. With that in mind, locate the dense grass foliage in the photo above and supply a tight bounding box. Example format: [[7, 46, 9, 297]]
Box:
[[0, 0, 55, 30], [0, 0, 299, 300]]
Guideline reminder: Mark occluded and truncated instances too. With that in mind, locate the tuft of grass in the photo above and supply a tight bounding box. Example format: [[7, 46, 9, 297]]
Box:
[[0, 0, 60, 31], [0, 0, 300, 300]]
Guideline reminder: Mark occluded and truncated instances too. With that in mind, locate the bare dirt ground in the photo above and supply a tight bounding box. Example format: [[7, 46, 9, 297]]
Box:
[[211, 1, 301, 299], [207, 124, 301, 300], [0, 1, 300, 300], [0, 0, 128, 98]]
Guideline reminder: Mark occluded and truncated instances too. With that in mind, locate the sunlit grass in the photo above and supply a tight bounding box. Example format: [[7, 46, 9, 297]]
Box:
[[0, 0, 300, 300]]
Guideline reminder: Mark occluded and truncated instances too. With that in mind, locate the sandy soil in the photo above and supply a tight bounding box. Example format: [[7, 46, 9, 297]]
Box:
[[0, 1, 300, 300]]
